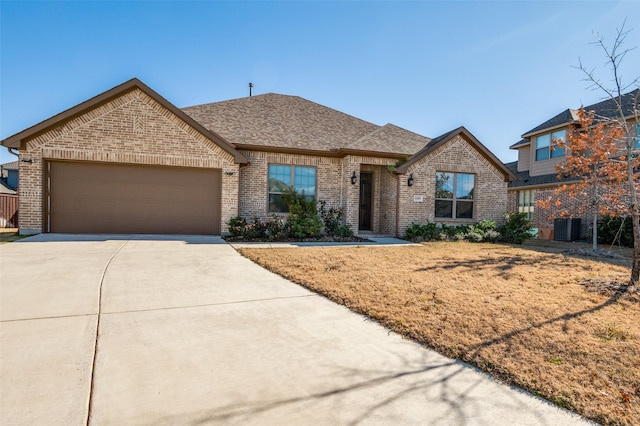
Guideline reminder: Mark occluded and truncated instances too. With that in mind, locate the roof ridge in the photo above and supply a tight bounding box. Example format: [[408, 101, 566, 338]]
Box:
[[182, 92, 289, 109], [580, 88, 639, 111]]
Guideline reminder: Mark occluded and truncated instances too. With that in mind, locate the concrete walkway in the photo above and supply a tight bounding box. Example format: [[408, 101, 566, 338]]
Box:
[[1, 234, 592, 425], [229, 236, 418, 249]]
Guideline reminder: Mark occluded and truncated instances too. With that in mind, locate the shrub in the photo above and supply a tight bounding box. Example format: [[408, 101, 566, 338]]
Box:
[[465, 231, 484, 242], [334, 224, 354, 238], [598, 215, 633, 247], [318, 200, 353, 237], [483, 229, 501, 242], [281, 188, 322, 239], [498, 212, 533, 244], [404, 222, 439, 241], [404, 216, 529, 244], [263, 215, 287, 241], [228, 216, 246, 237], [468, 220, 499, 243], [243, 217, 266, 239], [227, 216, 269, 239]]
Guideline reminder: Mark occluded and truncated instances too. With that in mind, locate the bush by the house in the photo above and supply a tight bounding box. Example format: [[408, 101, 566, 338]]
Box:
[[496, 212, 533, 244], [281, 188, 322, 238], [318, 200, 354, 238], [598, 214, 633, 247], [404, 213, 532, 244], [227, 189, 356, 240], [228, 216, 247, 237]]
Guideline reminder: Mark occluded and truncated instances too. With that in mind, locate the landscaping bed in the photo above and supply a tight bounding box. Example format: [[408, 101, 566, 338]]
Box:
[[239, 242, 639, 425]]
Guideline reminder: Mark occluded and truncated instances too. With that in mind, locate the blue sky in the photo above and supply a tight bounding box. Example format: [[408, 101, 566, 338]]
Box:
[[1, 1, 639, 166]]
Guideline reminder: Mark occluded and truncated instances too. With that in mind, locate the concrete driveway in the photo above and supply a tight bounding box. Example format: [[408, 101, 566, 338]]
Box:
[[1, 234, 590, 425]]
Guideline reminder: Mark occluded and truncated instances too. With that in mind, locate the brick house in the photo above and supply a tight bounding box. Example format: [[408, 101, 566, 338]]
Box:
[[1, 78, 515, 236], [506, 89, 639, 240]]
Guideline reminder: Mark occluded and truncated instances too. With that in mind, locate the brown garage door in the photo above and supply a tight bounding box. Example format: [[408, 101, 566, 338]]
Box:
[[47, 161, 221, 235]]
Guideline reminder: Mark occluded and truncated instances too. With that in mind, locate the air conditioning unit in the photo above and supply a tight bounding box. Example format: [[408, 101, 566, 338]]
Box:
[[553, 218, 582, 242]]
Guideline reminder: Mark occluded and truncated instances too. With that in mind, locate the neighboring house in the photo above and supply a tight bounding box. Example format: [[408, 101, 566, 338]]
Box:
[[507, 89, 640, 240], [1, 161, 18, 191], [0, 161, 18, 227], [0, 78, 515, 236]]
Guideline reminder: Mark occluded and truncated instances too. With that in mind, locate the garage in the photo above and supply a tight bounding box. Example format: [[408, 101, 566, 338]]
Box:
[[46, 161, 222, 235]]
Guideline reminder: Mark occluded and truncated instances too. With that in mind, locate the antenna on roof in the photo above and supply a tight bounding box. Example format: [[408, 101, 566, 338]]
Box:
[[249, 82, 253, 97]]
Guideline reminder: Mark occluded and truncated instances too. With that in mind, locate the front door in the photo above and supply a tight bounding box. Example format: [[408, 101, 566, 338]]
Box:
[[359, 172, 373, 231]]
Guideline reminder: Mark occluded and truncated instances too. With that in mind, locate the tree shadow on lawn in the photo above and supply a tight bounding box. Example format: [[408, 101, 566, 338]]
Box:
[[414, 252, 564, 280], [520, 242, 632, 269]]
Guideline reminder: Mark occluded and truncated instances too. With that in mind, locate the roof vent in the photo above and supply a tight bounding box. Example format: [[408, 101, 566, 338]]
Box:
[[249, 82, 253, 97]]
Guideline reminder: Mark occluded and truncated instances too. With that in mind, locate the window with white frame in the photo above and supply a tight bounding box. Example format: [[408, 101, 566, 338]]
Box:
[[517, 189, 535, 221], [268, 164, 316, 213], [435, 172, 475, 219], [535, 129, 566, 161]]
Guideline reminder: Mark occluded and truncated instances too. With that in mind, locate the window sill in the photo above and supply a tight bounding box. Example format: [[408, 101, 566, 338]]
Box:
[[435, 218, 475, 223]]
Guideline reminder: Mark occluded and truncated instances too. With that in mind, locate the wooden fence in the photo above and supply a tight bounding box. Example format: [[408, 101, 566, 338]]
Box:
[[0, 194, 18, 228]]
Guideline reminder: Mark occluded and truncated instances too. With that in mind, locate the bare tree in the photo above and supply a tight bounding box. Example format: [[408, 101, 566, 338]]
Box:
[[575, 19, 640, 285]]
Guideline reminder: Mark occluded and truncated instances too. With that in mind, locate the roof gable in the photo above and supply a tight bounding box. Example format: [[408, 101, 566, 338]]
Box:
[[1, 78, 248, 164], [397, 126, 517, 182]]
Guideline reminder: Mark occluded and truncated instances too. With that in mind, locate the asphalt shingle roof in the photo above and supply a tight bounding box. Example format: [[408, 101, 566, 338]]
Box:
[[182, 94, 430, 155], [522, 89, 639, 137], [1, 161, 18, 171], [505, 161, 578, 189], [0, 180, 16, 195]]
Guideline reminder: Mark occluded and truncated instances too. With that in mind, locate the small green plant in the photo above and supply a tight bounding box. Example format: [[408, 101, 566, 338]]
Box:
[[596, 323, 631, 341], [497, 212, 533, 244]]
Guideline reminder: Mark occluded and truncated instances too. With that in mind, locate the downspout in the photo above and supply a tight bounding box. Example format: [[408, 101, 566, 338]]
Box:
[[395, 171, 400, 237], [7, 147, 19, 157], [340, 159, 344, 208]]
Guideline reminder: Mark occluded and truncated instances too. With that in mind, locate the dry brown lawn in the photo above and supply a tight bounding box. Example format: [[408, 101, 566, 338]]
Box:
[[239, 242, 640, 426]]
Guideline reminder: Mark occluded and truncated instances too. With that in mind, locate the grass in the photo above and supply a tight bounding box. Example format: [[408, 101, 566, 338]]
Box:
[[0, 229, 26, 244], [239, 242, 640, 426]]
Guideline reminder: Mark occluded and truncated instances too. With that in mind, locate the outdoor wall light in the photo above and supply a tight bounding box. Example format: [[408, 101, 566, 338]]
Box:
[[351, 171, 357, 185], [407, 173, 414, 186]]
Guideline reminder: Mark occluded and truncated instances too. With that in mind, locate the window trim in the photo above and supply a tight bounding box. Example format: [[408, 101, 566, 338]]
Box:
[[267, 164, 317, 213], [434, 172, 475, 220], [535, 129, 566, 161]]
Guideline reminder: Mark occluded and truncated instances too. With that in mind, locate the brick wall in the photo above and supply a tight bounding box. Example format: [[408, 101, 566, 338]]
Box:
[[237, 151, 399, 235], [342, 155, 399, 233], [508, 184, 594, 239], [18, 89, 239, 234], [237, 151, 343, 221], [397, 135, 508, 236]]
